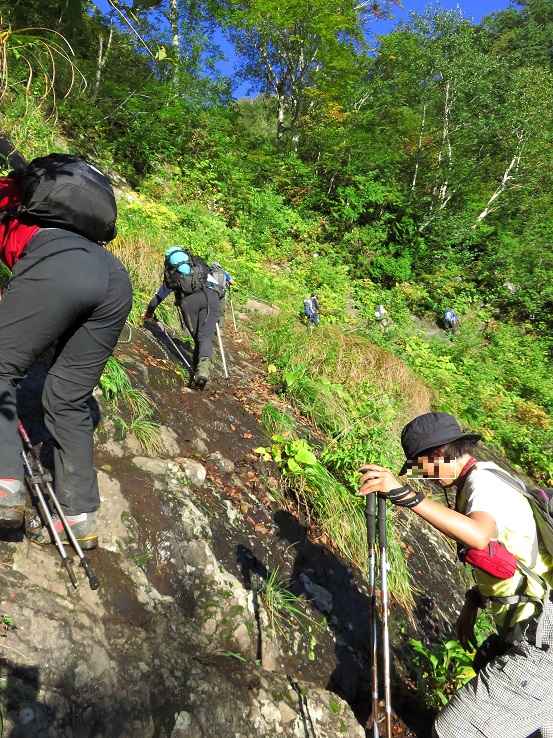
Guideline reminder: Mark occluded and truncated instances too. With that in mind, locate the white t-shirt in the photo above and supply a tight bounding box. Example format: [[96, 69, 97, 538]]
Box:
[[463, 461, 534, 538], [460, 461, 553, 625]]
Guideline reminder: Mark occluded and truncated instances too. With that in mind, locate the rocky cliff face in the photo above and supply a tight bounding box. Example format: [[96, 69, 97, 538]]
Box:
[[0, 319, 468, 738]]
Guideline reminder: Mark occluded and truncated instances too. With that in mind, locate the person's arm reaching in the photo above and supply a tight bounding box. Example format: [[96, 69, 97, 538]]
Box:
[[144, 283, 174, 319], [358, 464, 497, 549]]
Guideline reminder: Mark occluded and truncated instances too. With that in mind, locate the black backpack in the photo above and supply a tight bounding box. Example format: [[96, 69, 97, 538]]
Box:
[[3, 153, 117, 243], [208, 263, 227, 299], [163, 246, 209, 297]]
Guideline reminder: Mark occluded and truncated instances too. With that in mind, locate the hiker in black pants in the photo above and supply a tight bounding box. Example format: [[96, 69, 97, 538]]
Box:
[[0, 178, 133, 548], [181, 288, 220, 385], [145, 255, 232, 388], [145, 281, 220, 388]]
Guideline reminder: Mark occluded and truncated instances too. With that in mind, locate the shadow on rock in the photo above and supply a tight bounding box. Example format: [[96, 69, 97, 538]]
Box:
[[0, 663, 47, 738], [273, 511, 371, 702]]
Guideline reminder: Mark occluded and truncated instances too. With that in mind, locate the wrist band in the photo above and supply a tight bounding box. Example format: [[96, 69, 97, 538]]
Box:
[[383, 485, 425, 508], [465, 587, 487, 608]]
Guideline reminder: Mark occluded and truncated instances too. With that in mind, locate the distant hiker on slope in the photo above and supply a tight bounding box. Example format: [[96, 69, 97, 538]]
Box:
[[303, 293, 319, 326], [443, 308, 461, 335], [374, 304, 390, 330], [359, 411, 553, 738], [0, 153, 133, 549], [144, 249, 232, 388]]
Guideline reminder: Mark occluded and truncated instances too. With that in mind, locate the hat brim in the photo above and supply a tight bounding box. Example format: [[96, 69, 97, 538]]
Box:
[[398, 432, 482, 476]]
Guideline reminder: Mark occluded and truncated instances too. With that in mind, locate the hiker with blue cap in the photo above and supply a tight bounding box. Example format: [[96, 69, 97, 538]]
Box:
[[144, 247, 232, 388], [358, 411, 553, 738]]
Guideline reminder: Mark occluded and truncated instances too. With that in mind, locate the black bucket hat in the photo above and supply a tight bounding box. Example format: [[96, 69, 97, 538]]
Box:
[[399, 412, 481, 475]]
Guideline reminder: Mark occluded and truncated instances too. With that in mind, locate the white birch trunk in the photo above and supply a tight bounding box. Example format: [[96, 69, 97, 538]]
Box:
[[91, 27, 113, 103], [472, 146, 523, 227], [411, 99, 427, 192], [169, 0, 180, 57], [433, 80, 453, 206]]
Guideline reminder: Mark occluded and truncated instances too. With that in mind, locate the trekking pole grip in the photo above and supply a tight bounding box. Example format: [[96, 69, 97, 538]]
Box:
[[365, 494, 377, 546]]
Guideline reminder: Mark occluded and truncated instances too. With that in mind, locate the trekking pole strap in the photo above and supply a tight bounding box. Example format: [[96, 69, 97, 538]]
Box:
[[381, 485, 425, 508]]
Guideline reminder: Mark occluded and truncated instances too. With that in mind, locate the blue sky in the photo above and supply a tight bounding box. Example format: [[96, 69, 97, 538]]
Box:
[[373, 0, 513, 33], [92, 0, 514, 97]]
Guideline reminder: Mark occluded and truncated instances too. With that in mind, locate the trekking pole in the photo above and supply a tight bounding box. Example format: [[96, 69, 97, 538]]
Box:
[[156, 319, 192, 372], [215, 322, 230, 387], [228, 287, 237, 333], [378, 494, 392, 738], [18, 421, 100, 591], [366, 494, 380, 738], [19, 447, 78, 590]]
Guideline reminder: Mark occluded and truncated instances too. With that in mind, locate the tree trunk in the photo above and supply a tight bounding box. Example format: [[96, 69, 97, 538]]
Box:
[[91, 27, 113, 104], [169, 0, 180, 56], [277, 94, 286, 142], [430, 79, 453, 212], [411, 98, 427, 193], [472, 143, 523, 227]]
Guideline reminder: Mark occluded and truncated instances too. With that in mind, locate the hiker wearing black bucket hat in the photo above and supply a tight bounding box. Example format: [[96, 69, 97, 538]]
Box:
[[358, 411, 553, 738]]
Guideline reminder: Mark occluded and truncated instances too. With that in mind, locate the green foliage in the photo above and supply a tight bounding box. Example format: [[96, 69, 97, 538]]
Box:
[[98, 356, 131, 402], [258, 433, 317, 476], [391, 321, 553, 482], [256, 430, 413, 608], [259, 568, 318, 635], [409, 638, 476, 710], [99, 357, 163, 455], [0, 14, 84, 110], [409, 611, 495, 710], [260, 403, 298, 437]]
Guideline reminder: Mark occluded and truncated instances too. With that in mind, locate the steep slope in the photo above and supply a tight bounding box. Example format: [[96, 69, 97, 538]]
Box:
[[0, 315, 468, 737]]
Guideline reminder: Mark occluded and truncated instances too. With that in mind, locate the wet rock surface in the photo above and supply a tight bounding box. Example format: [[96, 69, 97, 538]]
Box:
[[0, 322, 472, 737]]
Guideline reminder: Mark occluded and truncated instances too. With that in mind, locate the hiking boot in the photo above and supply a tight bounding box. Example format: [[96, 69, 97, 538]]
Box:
[[0, 479, 25, 529], [194, 357, 211, 389], [28, 512, 98, 550]]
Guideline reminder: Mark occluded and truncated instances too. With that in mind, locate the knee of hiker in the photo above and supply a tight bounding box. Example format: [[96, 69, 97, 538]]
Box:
[[42, 374, 91, 416]]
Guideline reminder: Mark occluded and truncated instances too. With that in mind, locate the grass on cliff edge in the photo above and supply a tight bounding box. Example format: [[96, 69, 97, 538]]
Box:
[[253, 316, 437, 609]]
